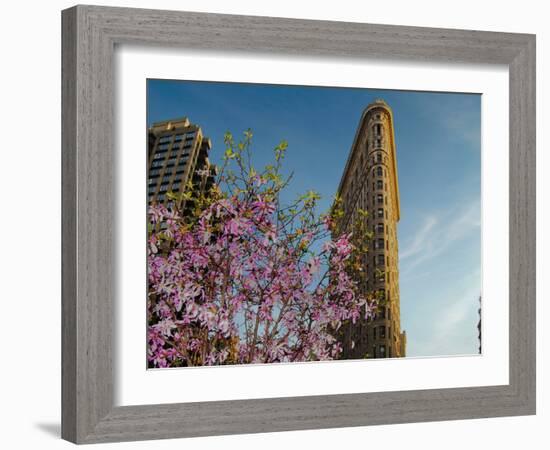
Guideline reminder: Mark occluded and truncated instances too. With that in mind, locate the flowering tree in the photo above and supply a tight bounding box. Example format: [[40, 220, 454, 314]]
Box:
[[147, 130, 375, 367]]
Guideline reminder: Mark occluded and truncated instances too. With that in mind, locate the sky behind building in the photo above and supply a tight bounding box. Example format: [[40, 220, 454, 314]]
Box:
[[147, 79, 481, 357]]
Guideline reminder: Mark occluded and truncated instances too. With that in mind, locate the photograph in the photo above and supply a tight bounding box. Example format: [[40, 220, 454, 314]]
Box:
[[1, 1, 541, 447], [146, 80, 482, 368]]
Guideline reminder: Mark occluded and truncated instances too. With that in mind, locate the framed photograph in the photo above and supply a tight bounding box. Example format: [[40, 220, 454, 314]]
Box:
[[62, 5, 536, 444]]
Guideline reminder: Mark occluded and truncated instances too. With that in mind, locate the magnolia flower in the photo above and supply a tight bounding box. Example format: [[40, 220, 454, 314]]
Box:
[[153, 319, 176, 337], [217, 315, 230, 337], [307, 257, 321, 275], [185, 301, 200, 320], [195, 167, 211, 177], [147, 157, 373, 368]]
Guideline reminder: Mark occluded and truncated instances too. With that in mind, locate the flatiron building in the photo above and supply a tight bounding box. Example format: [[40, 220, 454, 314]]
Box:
[[336, 99, 406, 359]]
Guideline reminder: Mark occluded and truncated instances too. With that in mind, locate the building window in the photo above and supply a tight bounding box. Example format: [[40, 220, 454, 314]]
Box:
[[372, 346, 377, 358], [379, 345, 386, 358], [377, 208, 384, 218], [377, 194, 384, 204], [376, 166, 383, 177], [388, 308, 391, 320], [373, 327, 377, 340], [379, 307, 386, 319], [376, 223, 384, 234], [380, 326, 386, 338], [377, 180, 383, 190], [376, 238, 384, 249], [159, 135, 172, 144], [388, 347, 392, 358], [377, 254, 385, 266], [376, 152, 382, 163]]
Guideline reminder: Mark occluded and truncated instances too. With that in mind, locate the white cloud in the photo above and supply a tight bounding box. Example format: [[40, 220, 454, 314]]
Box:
[[399, 200, 480, 276], [411, 273, 481, 357], [399, 215, 438, 260], [399, 201, 482, 356]]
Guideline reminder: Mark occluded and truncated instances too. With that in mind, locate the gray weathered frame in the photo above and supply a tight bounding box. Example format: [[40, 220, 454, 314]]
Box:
[[61, 4, 536, 444]]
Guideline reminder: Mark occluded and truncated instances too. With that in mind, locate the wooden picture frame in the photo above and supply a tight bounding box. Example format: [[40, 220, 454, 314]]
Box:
[[61, 5, 536, 444]]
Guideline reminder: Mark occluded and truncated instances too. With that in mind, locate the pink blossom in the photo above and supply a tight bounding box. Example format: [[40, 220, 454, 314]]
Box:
[[153, 319, 176, 337], [147, 154, 374, 368]]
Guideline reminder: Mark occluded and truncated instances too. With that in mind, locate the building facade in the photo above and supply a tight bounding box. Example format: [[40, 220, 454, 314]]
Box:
[[147, 117, 216, 208], [336, 99, 406, 359]]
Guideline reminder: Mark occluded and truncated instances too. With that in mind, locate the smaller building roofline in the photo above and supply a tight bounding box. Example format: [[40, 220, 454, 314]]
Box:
[[149, 117, 191, 132]]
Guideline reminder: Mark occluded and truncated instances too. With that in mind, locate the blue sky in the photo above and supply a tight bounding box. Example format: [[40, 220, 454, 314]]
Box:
[[147, 79, 481, 358]]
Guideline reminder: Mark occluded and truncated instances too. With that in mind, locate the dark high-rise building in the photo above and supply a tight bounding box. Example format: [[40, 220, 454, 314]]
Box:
[[147, 117, 216, 208], [336, 99, 406, 359], [478, 296, 482, 354]]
